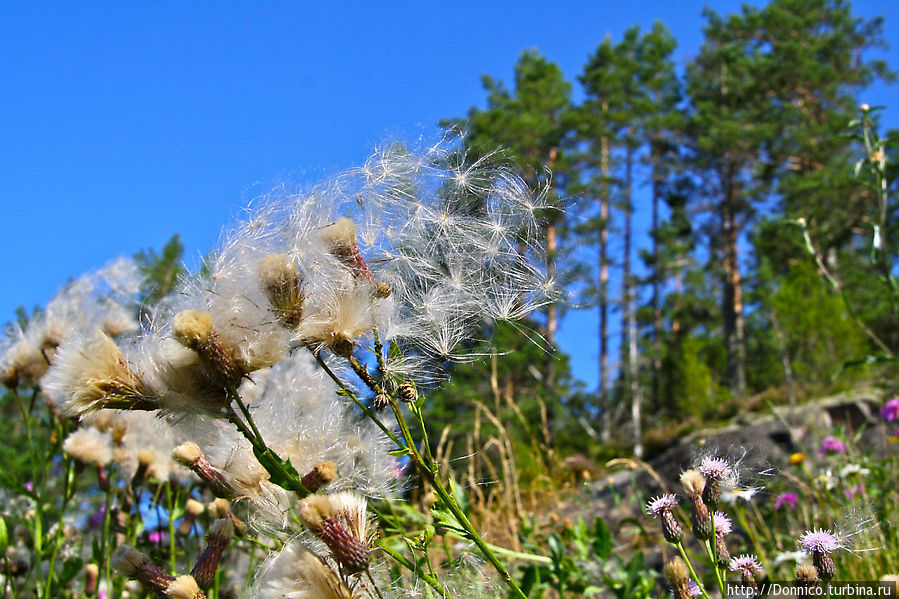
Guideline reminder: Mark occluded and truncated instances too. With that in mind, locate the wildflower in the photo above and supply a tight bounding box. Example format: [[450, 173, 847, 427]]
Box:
[[714, 511, 732, 567], [251, 542, 354, 599], [795, 563, 819, 586], [698, 456, 730, 508], [190, 519, 234, 588], [646, 494, 683, 544], [844, 484, 864, 499], [299, 492, 371, 574], [44, 330, 154, 416], [663, 557, 693, 599], [798, 529, 840, 581], [257, 254, 305, 329], [165, 575, 205, 599], [172, 442, 234, 499], [397, 381, 417, 403], [881, 398, 899, 422], [815, 469, 837, 491], [729, 554, 763, 587], [111, 545, 175, 595], [680, 470, 713, 540], [774, 492, 798, 510], [85, 563, 99, 596], [818, 437, 846, 455], [299, 461, 337, 493], [172, 310, 244, 386], [790, 453, 806, 465], [63, 427, 114, 467], [839, 464, 870, 479], [178, 499, 205, 536]]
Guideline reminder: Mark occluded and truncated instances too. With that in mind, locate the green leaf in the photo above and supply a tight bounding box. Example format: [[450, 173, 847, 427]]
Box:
[[252, 445, 306, 494], [387, 447, 411, 458], [388, 340, 403, 364], [59, 556, 84, 586], [591, 517, 611, 560]]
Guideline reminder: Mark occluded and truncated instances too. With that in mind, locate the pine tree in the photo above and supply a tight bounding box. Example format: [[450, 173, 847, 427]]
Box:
[[440, 50, 573, 450]]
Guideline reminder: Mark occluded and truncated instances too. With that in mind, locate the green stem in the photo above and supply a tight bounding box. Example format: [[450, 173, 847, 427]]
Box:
[[316, 347, 532, 599], [311, 350, 405, 449], [224, 391, 310, 497], [677, 542, 712, 599], [374, 538, 447, 595]]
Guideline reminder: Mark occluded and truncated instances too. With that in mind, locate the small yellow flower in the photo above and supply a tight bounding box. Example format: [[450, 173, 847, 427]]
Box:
[[789, 453, 806, 465]]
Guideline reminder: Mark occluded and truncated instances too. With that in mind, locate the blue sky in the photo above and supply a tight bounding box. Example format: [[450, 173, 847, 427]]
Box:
[[2, 1, 896, 390]]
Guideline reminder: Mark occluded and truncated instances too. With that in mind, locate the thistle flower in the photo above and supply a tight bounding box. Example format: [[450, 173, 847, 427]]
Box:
[[798, 529, 840, 581], [320, 217, 377, 285], [300, 461, 337, 493], [819, 436, 847, 455], [44, 330, 153, 415], [63, 427, 114, 466], [251, 542, 355, 599], [1, 257, 141, 389], [713, 510, 732, 567], [172, 442, 234, 499], [165, 575, 205, 599], [257, 253, 305, 328], [299, 492, 371, 574], [646, 494, 683, 544], [698, 456, 730, 508], [111, 545, 175, 595], [172, 310, 244, 386], [190, 519, 234, 588], [729, 554, 763, 586], [663, 557, 692, 599], [795, 563, 819, 586], [881, 398, 899, 422], [680, 469, 713, 540]]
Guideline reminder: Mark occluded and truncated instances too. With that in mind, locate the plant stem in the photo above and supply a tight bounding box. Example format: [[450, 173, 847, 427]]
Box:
[[677, 542, 712, 599]]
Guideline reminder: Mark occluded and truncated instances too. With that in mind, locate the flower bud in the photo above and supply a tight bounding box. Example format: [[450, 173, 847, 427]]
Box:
[[300, 461, 338, 493], [111, 545, 175, 594], [190, 519, 233, 588], [258, 254, 305, 329]]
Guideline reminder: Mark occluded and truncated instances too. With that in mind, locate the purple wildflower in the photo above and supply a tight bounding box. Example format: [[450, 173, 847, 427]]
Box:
[[714, 511, 732, 536], [843, 484, 864, 499], [819, 437, 847, 455], [798, 528, 842, 581], [798, 528, 842, 554], [881, 398, 899, 422], [646, 494, 684, 544], [774, 492, 798, 510], [729, 554, 763, 578], [646, 494, 679, 517]]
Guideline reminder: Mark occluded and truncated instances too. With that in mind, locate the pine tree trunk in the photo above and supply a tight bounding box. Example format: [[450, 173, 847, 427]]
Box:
[[623, 136, 643, 458], [599, 126, 611, 444], [650, 141, 662, 414], [722, 159, 747, 396]]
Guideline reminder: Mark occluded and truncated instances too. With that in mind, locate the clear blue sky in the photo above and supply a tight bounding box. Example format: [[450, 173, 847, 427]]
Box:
[[2, 1, 896, 390]]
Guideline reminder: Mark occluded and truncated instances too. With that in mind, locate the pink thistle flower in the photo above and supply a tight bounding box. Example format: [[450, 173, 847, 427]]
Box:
[[818, 437, 846, 454], [646, 494, 683, 544], [714, 511, 732, 536], [798, 528, 842, 554], [729, 554, 763, 577], [774, 492, 798, 510], [881, 398, 899, 422], [646, 494, 679, 517]]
